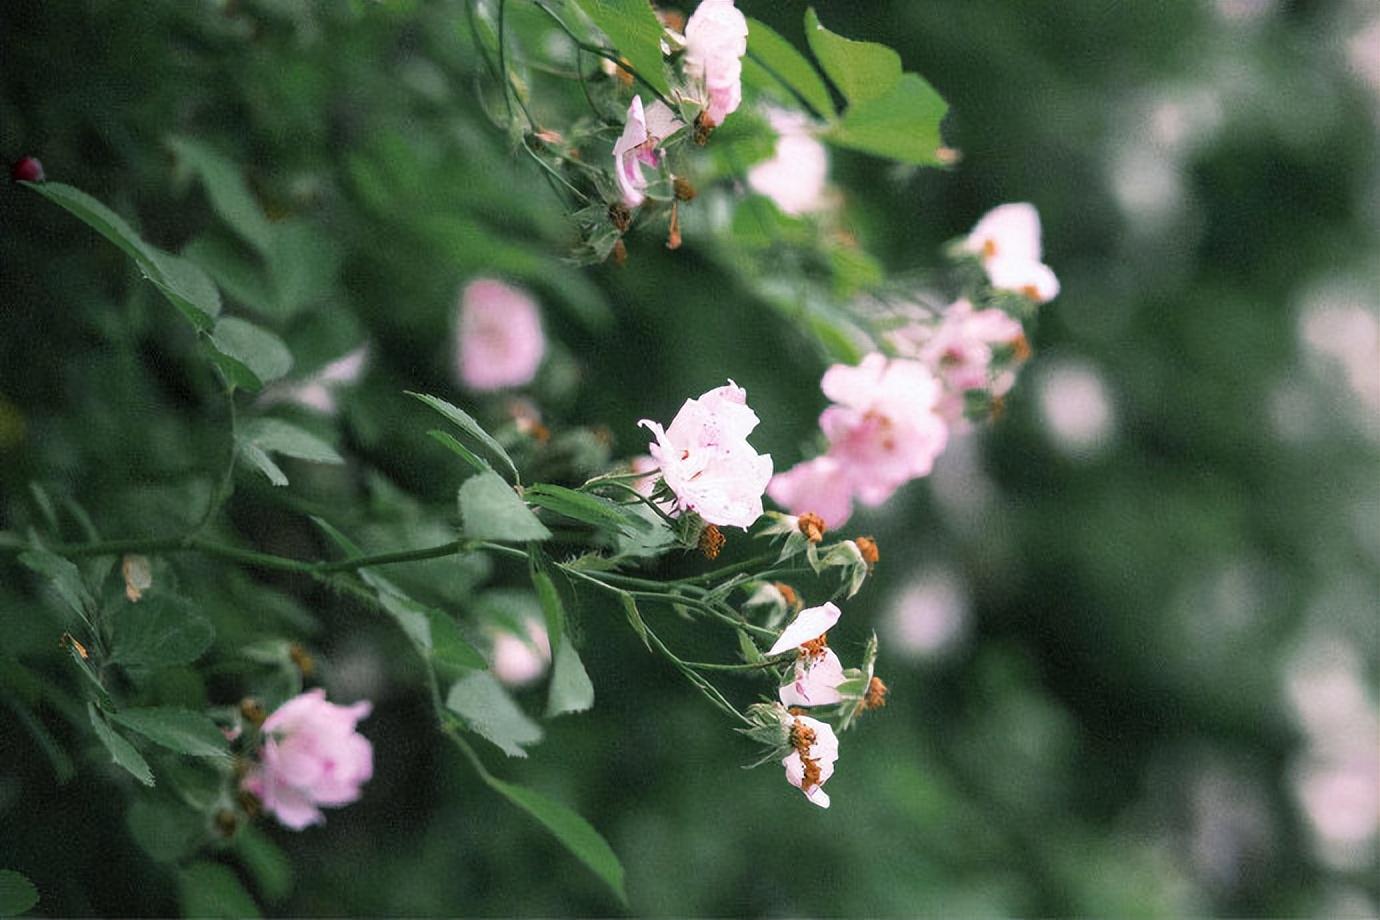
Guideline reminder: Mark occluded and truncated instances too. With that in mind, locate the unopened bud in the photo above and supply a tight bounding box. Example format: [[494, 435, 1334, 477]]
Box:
[[10, 156, 44, 184], [673, 176, 697, 201], [666, 201, 682, 251], [611, 238, 628, 266], [862, 675, 888, 710], [237, 788, 261, 818], [214, 809, 239, 838], [853, 536, 879, 567], [773, 581, 798, 609], [288, 643, 315, 677], [797, 512, 826, 544], [698, 523, 725, 559], [239, 697, 266, 727], [935, 146, 961, 166], [693, 111, 715, 146]]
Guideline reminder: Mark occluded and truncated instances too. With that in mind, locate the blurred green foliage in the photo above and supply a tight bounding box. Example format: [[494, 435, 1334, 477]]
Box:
[[2, 0, 1377, 916]]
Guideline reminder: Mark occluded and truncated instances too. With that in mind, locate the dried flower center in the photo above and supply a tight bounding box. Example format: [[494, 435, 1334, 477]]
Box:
[[799, 634, 829, 661], [790, 718, 824, 791], [863, 675, 889, 711], [854, 536, 879, 567], [982, 238, 998, 260], [608, 201, 632, 232], [1011, 334, 1031, 363], [774, 581, 798, 608], [797, 512, 826, 544], [698, 523, 725, 560], [1021, 283, 1040, 300], [673, 176, 697, 202]]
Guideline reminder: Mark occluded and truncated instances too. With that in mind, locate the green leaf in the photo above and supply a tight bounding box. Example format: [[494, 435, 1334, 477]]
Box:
[[744, 17, 836, 118], [0, 870, 38, 918], [18, 548, 95, 622], [109, 594, 215, 669], [426, 608, 487, 672], [618, 592, 651, 651], [527, 547, 565, 657], [235, 825, 292, 904], [409, 392, 519, 482], [525, 484, 651, 536], [208, 317, 293, 391], [445, 671, 543, 758], [178, 862, 261, 919], [108, 707, 230, 759], [126, 795, 207, 863], [183, 234, 276, 314], [427, 429, 492, 476], [169, 137, 274, 253], [458, 472, 551, 542], [375, 590, 433, 652], [23, 181, 222, 329], [546, 635, 594, 718], [266, 221, 341, 318], [238, 418, 344, 486], [481, 776, 626, 904], [826, 73, 949, 166], [88, 704, 154, 786], [804, 8, 902, 106], [573, 0, 671, 100]]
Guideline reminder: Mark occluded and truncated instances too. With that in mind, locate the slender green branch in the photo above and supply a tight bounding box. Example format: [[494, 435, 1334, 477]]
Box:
[[185, 388, 239, 544]]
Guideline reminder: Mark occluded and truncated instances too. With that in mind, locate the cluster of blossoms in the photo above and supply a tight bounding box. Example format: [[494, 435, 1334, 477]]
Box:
[[770, 203, 1058, 526]]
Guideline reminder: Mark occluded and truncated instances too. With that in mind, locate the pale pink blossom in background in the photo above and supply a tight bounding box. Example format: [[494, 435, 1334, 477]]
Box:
[[1037, 359, 1116, 457], [491, 619, 552, 688], [818, 354, 949, 506], [747, 108, 830, 216], [782, 713, 839, 808], [260, 345, 368, 414], [683, 0, 749, 126], [628, 454, 661, 498], [639, 380, 773, 529], [613, 97, 683, 208], [907, 299, 1026, 422], [242, 689, 373, 830], [769, 602, 846, 708], [766, 454, 854, 528], [963, 202, 1060, 303], [456, 279, 546, 391]]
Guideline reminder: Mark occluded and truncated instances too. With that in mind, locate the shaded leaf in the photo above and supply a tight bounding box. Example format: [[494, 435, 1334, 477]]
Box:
[[18, 548, 95, 623], [178, 862, 261, 919], [573, 0, 671, 99], [235, 825, 293, 904], [126, 795, 206, 863], [409, 392, 519, 482], [804, 8, 902, 106], [527, 546, 565, 657], [0, 871, 38, 918], [546, 635, 594, 718], [525, 484, 651, 536], [88, 704, 154, 786], [109, 707, 230, 758], [169, 137, 273, 253], [427, 608, 487, 672], [458, 472, 551, 542], [826, 73, 949, 166], [745, 17, 836, 118], [238, 418, 344, 486], [109, 594, 215, 669], [446, 671, 543, 758], [208, 317, 293, 391]]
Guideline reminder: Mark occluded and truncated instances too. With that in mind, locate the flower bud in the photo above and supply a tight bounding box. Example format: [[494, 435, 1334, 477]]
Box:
[[797, 512, 826, 544], [862, 675, 888, 710], [853, 536, 879, 567], [214, 809, 239, 838], [10, 156, 44, 183], [673, 176, 697, 201], [698, 522, 725, 559], [288, 643, 315, 677], [608, 201, 632, 232], [239, 697, 267, 727]]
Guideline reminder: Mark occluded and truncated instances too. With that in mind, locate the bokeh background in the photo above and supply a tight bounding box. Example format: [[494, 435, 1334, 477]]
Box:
[[2, 0, 1378, 915]]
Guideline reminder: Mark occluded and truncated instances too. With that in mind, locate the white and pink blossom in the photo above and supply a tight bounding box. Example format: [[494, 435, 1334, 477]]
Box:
[[747, 109, 830, 216], [896, 299, 1027, 422], [765, 454, 854, 528], [242, 689, 373, 830], [682, 0, 749, 127], [456, 278, 546, 391], [963, 203, 1060, 303], [491, 619, 552, 688], [782, 713, 839, 808], [639, 380, 772, 529], [613, 96, 683, 208], [260, 345, 369, 414], [769, 602, 846, 708]]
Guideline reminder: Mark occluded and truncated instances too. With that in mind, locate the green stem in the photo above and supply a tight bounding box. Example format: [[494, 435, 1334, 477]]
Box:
[[185, 388, 239, 543], [528, 0, 675, 108]]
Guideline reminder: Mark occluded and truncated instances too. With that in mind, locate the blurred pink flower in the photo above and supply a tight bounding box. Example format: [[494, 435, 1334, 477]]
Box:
[[260, 345, 369, 414], [900, 299, 1026, 422], [242, 689, 373, 830], [747, 109, 829, 215], [456, 279, 545, 391], [782, 713, 839, 808], [491, 619, 552, 688], [818, 354, 949, 506], [769, 602, 846, 708], [613, 96, 682, 208], [963, 202, 1060, 303], [639, 380, 772, 528], [766, 454, 854, 528], [683, 0, 748, 126]]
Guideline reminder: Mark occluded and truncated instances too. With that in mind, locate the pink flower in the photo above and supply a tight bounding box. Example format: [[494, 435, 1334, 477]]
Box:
[[818, 354, 949, 506], [491, 619, 552, 688], [747, 109, 830, 216], [769, 602, 846, 708], [766, 455, 854, 528], [638, 380, 772, 529], [683, 0, 748, 126], [260, 345, 369, 414], [899, 299, 1027, 422], [242, 689, 373, 830], [613, 96, 683, 208], [963, 203, 1060, 303], [782, 713, 839, 808], [456, 279, 546, 391]]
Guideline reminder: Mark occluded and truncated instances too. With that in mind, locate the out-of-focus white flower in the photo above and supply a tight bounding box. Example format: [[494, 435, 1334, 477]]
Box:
[[963, 203, 1060, 303], [491, 619, 552, 688], [768, 602, 845, 708], [260, 345, 369, 414], [639, 380, 772, 529], [886, 568, 969, 659], [682, 0, 749, 126], [748, 108, 830, 216], [456, 279, 545, 391], [613, 96, 684, 208], [1038, 359, 1115, 457], [782, 713, 839, 808], [765, 455, 854, 528]]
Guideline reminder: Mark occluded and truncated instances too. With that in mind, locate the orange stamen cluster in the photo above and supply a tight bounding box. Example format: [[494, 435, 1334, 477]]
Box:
[[1011, 334, 1032, 363], [673, 176, 697, 202], [1021, 284, 1040, 300], [797, 512, 827, 544], [608, 202, 632, 232], [854, 536, 879, 567], [239, 697, 266, 727], [790, 718, 823, 791], [693, 111, 715, 146], [982, 238, 998, 260], [698, 523, 725, 560], [863, 676, 889, 711], [799, 633, 829, 661], [774, 581, 798, 609], [59, 632, 90, 660]]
